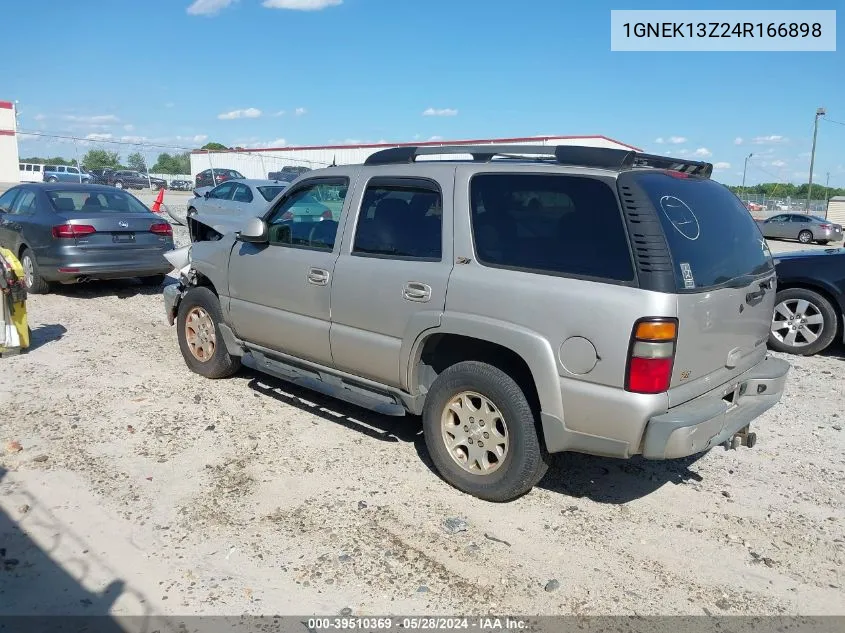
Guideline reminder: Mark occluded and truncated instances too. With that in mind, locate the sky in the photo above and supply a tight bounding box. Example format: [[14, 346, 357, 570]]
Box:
[[1, 0, 842, 186]]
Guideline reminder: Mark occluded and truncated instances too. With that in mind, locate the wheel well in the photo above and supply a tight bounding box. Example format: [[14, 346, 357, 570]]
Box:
[[417, 334, 541, 415], [18, 243, 28, 259], [777, 282, 843, 335], [194, 273, 218, 295]]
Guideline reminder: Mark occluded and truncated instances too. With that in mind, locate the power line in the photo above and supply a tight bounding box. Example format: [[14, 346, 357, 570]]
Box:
[[822, 116, 845, 127]]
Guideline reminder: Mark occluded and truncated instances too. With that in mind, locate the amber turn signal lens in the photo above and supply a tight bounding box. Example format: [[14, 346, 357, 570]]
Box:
[[635, 321, 677, 341]]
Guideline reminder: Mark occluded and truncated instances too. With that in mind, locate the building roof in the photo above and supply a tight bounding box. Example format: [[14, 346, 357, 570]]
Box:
[[192, 135, 642, 154], [829, 196, 845, 202]]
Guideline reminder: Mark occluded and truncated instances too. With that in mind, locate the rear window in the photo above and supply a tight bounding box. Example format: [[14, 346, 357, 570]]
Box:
[[258, 185, 287, 201], [47, 190, 149, 214], [470, 173, 634, 282], [633, 172, 773, 290]]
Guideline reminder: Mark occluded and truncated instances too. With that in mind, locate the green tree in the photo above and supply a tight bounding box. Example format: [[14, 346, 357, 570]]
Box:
[[200, 142, 227, 151], [81, 149, 120, 171], [151, 151, 191, 174], [127, 151, 147, 171]]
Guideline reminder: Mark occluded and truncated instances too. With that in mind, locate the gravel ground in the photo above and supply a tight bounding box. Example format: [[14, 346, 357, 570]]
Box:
[[0, 218, 843, 619]]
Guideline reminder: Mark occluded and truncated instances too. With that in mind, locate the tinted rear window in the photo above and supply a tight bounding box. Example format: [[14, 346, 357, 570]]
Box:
[[47, 190, 149, 214], [634, 172, 773, 290], [470, 173, 634, 282], [258, 185, 287, 201]]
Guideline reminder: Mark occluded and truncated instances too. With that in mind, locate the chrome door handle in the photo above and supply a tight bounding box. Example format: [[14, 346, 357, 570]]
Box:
[[403, 281, 431, 302], [307, 267, 330, 286]]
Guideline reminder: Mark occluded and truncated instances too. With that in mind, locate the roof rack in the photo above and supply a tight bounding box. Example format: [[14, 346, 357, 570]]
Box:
[[363, 144, 713, 178]]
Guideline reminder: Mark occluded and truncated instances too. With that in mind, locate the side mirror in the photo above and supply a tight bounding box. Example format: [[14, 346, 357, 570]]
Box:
[[236, 217, 269, 243]]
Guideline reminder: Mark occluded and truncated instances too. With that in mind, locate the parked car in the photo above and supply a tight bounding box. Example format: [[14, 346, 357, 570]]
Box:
[[184, 179, 291, 228], [42, 165, 92, 184], [195, 168, 245, 188], [104, 170, 147, 190], [267, 166, 311, 182], [169, 179, 193, 191], [162, 144, 790, 502], [756, 214, 843, 245], [0, 183, 174, 293], [86, 168, 114, 185], [768, 247, 845, 356], [141, 174, 168, 191]]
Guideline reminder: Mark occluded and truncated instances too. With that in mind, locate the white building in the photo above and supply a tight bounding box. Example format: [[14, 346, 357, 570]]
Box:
[[190, 135, 642, 181], [827, 196, 845, 226], [0, 100, 20, 183]]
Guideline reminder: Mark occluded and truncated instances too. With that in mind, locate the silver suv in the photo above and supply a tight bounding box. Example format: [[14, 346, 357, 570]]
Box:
[[163, 145, 790, 502]]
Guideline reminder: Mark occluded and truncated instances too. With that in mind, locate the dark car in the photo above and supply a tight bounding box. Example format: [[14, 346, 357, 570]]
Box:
[[169, 179, 192, 191], [267, 166, 311, 183], [86, 168, 114, 185], [769, 247, 845, 356], [195, 168, 245, 188], [0, 183, 174, 293]]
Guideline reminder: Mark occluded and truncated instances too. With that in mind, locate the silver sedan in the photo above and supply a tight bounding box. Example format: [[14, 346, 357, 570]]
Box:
[[172, 179, 290, 226], [756, 213, 844, 245]]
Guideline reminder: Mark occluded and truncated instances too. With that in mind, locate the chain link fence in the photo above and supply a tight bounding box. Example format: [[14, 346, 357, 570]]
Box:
[[735, 193, 833, 219]]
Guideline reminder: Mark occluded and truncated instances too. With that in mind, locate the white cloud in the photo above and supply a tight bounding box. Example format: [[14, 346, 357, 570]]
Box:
[[428, 135, 444, 141], [668, 136, 687, 144], [192, 134, 208, 143], [63, 114, 120, 124], [797, 151, 811, 158], [123, 124, 135, 132], [120, 135, 149, 144], [262, 0, 342, 10], [84, 133, 114, 141], [273, 110, 286, 117], [654, 137, 665, 144], [217, 107, 262, 120], [752, 135, 787, 144], [423, 107, 458, 117], [713, 161, 731, 169], [677, 149, 691, 156], [187, 0, 236, 16], [694, 147, 712, 158], [294, 107, 307, 116], [33, 113, 46, 121], [165, 102, 175, 108], [734, 137, 743, 145], [771, 160, 787, 168]]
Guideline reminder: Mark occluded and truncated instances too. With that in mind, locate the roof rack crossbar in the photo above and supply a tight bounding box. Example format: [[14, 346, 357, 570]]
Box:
[[363, 144, 714, 178]]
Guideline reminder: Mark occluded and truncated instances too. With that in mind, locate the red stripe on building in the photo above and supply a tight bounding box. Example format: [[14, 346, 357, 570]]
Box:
[[192, 135, 642, 154], [0, 129, 15, 136], [0, 101, 13, 109]]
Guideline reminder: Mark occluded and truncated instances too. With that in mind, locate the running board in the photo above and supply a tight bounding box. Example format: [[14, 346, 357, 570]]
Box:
[[242, 351, 406, 417]]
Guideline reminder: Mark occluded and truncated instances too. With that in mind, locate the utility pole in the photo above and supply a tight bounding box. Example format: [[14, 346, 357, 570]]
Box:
[[742, 153, 753, 197], [807, 107, 826, 211], [823, 172, 830, 217]]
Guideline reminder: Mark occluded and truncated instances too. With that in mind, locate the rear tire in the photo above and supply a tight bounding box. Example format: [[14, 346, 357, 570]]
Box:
[[20, 248, 50, 295], [769, 287, 838, 356], [140, 274, 166, 286], [176, 286, 241, 379], [47, 177, 58, 183], [114, 181, 124, 189], [422, 361, 549, 502], [798, 230, 813, 244]]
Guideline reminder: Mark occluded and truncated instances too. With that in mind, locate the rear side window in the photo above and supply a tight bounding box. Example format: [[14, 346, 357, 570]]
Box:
[[633, 172, 773, 290], [258, 185, 287, 201], [470, 174, 634, 282]]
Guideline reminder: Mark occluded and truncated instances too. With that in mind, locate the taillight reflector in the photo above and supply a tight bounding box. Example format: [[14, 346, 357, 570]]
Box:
[[321, 210, 333, 220], [52, 224, 96, 238], [150, 222, 173, 236], [626, 318, 678, 394], [281, 211, 294, 221], [666, 170, 690, 179]]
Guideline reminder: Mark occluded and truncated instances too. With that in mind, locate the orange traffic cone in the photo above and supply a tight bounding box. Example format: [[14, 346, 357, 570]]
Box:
[[151, 188, 165, 213]]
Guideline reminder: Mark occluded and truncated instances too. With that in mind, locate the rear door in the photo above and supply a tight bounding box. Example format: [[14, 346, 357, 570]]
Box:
[[628, 172, 777, 407], [0, 188, 21, 248]]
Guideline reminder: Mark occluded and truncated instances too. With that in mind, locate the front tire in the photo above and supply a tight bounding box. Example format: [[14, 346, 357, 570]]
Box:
[[798, 230, 813, 244], [769, 287, 838, 356], [114, 180, 124, 189], [20, 248, 51, 294], [176, 286, 241, 378], [422, 361, 549, 502]]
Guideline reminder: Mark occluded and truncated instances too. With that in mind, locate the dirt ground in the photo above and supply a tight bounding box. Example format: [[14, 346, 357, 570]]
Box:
[[1, 219, 844, 619]]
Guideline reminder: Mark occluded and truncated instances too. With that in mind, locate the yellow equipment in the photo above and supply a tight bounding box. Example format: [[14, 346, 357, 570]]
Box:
[[0, 247, 29, 356]]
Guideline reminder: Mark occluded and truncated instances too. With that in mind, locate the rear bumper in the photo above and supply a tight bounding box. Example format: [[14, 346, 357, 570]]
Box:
[[40, 248, 174, 282], [641, 355, 790, 459]]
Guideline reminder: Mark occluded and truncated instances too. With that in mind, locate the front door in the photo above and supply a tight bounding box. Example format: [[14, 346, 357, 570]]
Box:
[[330, 171, 454, 388], [226, 176, 353, 367]]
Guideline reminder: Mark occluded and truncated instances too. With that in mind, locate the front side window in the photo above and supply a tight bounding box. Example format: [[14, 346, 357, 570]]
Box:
[[67, 167, 79, 174], [0, 189, 19, 212], [470, 173, 633, 281], [210, 182, 235, 199], [353, 178, 442, 260], [266, 179, 348, 251]]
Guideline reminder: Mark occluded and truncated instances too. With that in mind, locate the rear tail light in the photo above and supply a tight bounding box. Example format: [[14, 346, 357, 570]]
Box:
[[150, 222, 173, 236], [625, 318, 678, 394], [819, 224, 831, 230], [321, 210, 333, 220], [281, 211, 294, 221], [666, 170, 690, 179], [52, 224, 96, 239]]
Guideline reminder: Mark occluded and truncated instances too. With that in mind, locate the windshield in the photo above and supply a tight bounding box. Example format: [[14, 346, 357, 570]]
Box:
[[47, 190, 151, 214], [258, 185, 287, 201], [633, 172, 774, 291]]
